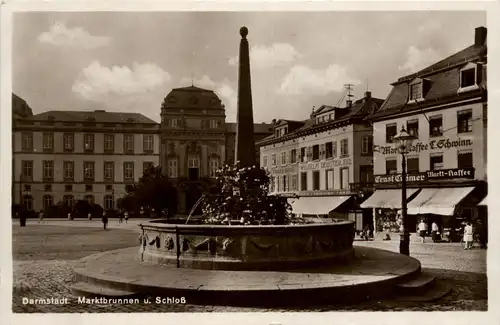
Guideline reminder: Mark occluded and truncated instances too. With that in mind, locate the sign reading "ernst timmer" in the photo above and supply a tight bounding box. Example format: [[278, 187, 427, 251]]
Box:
[[374, 168, 475, 184]]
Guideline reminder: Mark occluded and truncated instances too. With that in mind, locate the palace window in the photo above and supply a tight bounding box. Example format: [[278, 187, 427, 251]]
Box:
[[104, 162, 114, 180], [283, 175, 288, 192], [407, 156, 420, 173], [43, 133, 54, 152], [362, 135, 373, 155], [143, 162, 154, 173], [22, 161, 33, 179], [210, 158, 219, 178], [458, 150, 473, 169], [340, 139, 349, 157], [43, 160, 54, 180], [457, 109, 473, 133], [430, 154, 444, 171], [23, 195, 33, 211], [143, 134, 154, 152], [62, 161, 73, 180], [276, 176, 281, 192], [312, 171, 320, 190], [84, 195, 94, 204], [124, 134, 134, 153], [270, 176, 275, 192], [429, 115, 443, 137], [22, 132, 33, 151], [340, 167, 349, 190], [300, 172, 308, 191], [104, 195, 114, 210], [124, 162, 134, 180], [312, 145, 319, 160], [407, 119, 419, 138], [84, 161, 95, 180], [281, 151, 287, 165], [290, 149, 297, 164], [167, 158, 177, 178], [386, 123, 397, 143], [326, 169, 334, 190], [43, 195, 53, 210], [262, 155, 268, 168], [83, 134, 94, 152], [188, 155, 199, 181], [386, 158, 397, 174], [271, 154, 277, 166], [104, 134, 114, 152], [63, 133, 74, 152], [63, 195, 74, 207]]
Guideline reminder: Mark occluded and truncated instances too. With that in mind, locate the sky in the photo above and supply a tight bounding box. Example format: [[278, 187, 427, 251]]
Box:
[[13, 11, 486, 123]]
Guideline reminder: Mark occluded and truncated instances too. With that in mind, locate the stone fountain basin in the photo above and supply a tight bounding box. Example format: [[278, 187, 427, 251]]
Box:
[[138, 219, 355, 271]]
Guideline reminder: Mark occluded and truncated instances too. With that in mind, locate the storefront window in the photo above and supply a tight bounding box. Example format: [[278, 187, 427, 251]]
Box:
[[430, 154, 444, 170], [458, 150, 473, 169], [312, 171, 320, 190], [406, 156, 419, 173], [300, 172, 308, 191], [386, 158, 397, 174]]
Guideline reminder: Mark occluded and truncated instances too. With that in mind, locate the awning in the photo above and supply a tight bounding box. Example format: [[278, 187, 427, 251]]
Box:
[[287, 196, 352, 215], [478, 196, 487, 206], [360, 189, 419, 209], [407, 187, 475, 216]]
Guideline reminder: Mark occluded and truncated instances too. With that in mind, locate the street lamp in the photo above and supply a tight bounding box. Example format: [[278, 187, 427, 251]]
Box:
[[393, 127, 415, 255]]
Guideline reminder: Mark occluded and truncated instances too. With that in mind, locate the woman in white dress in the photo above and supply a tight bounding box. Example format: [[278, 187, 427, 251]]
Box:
[[463, 222, 474, 250]]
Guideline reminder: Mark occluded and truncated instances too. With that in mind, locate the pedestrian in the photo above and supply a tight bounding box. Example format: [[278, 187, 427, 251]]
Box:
[[119, 211, 123, 224], [102, 211, 108, 230], [38, 210, 44, 224], [418, 219, 427, 243], [124, 211, 129, 224], [363, 224, 370, 241], [68, 212, 72, 220], [463, 222, 474, 250], [476, 219, 487, 248], [431, 221, 439, 242], [88, 212, 92, 220], [19, 211, 26, 227]]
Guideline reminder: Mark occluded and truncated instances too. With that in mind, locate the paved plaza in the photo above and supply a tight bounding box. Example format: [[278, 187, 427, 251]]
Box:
[[12, 220, 487, 312]]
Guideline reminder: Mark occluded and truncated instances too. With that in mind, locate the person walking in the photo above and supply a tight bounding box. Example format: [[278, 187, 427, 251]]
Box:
[[463, 222, 474, 250], [88, 212, 92, 220], [124, 211, 129, 224], [102, 211, 108, 230], [38, 210, 44, 224], [418, 219, 427, 243], [431, 221, 439, 243]]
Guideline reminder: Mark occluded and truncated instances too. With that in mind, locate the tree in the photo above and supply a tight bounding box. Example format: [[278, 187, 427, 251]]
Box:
[[201, 163, 296, 225], [123, 165, 177, 216]]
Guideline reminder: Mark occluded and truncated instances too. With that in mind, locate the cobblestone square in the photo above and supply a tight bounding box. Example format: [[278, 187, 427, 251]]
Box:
[[11, 221, 487, 312]]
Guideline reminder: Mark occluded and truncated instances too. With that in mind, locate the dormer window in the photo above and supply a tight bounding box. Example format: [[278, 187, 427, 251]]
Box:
[[410, 83, 422, 100], [459, 62, 482, 93]]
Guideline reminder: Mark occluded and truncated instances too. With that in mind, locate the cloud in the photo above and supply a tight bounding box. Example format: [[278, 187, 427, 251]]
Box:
[[229, 43, 300, 69], [72, 61, 171, 100], [278, 64, 360, 96], [399, 46, 442, 73], [38, 22, 110, 49]]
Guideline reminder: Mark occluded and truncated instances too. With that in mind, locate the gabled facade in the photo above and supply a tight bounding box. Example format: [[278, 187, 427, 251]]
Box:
[[363, 26, 488, 232]]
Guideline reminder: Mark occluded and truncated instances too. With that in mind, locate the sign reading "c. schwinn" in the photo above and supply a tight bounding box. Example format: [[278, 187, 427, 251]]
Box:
[[374, 168, 475, 184], [375, 138, 473, 155]]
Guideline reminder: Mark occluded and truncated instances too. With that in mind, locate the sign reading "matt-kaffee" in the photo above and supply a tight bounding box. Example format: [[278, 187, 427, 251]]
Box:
[[374, 168, 475, 184]]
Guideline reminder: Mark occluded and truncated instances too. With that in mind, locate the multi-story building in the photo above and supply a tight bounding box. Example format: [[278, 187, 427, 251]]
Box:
[[13, 109, 160, 212], [362, 26, 487, 232], [159, 85, 272, 214], [259, 91, 384, 229]]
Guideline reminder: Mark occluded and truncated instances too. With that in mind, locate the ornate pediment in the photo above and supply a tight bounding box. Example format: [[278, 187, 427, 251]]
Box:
[[187, 141, 201, 154]]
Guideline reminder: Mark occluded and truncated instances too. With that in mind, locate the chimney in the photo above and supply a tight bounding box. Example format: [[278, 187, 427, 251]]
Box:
[[475, 26, 487, 46], [272, 118, 276, 125], [364, 91, 371, 99], [346, 100, 352, 108]]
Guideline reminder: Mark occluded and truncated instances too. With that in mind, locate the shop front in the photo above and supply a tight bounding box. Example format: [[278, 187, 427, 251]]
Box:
[[287, 194, 353, 222]]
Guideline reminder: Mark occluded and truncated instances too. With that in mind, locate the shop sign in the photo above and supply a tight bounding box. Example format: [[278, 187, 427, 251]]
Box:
[[374, 168, 475, 184], [300, 158, 352, 171], [270, 166, 297, 174], [375, 138, 473, 155]]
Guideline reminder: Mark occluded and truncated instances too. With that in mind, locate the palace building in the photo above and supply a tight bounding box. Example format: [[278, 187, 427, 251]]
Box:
[[258, 91, 384, 230], [159, 85, 272, 214], [362, 26, 488, 233], [12, 106, 160, 212]]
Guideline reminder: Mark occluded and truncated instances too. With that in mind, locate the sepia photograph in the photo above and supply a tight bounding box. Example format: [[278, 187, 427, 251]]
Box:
[[3, 4, 493, 318]]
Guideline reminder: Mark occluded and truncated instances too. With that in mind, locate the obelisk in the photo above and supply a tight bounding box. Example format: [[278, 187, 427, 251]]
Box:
[[234, 26, 256, 168]]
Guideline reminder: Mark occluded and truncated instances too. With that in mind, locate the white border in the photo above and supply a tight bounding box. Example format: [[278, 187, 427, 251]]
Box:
[[1, 1, 499, 325]]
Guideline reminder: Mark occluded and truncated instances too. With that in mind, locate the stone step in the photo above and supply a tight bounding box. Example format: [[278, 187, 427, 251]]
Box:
[[394, 279, 451, 302], [397, 273, 436, 295], [70, 282, 138, 299]]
